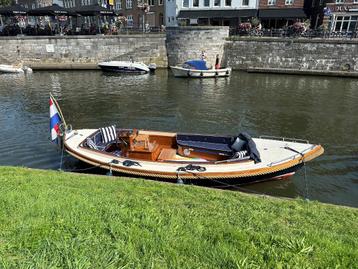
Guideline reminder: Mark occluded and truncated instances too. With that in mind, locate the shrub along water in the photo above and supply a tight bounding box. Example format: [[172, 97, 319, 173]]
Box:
[[0, 166, 357, 268]]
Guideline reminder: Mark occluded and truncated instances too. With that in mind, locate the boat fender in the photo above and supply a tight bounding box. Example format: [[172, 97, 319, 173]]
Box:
[[226, 70, 229, 75], [200, 72, 203, 77], [215, 71, 219, 76], [187, 71, 191, 77], [123, 160, 141, 167]]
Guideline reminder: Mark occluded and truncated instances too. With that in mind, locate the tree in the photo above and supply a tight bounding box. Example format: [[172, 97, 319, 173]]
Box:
[[0, 0, 12, 7]]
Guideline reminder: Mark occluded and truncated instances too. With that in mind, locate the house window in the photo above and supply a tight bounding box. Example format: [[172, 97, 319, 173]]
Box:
[[204, 0, 210, 6], [168, 16, 171, 23], [335, 0, 344, 3], [183, 0, 189, 7], [242, 0, 249, 5], [193, 0, 199, 6], [127, 15, 133, 26], [149, 0, 155, 5], [285, 0, 293, 5], [115, 0, 122, 10], [159, 0, 163, 4], [225, 0, 231, 6], [267, 0, 276, 5], [214, 0, 220, 6], [334, 15, 358, 32], [126, 0, 132, 8]]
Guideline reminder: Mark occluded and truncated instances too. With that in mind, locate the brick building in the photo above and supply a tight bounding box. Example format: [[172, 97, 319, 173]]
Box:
[[258, 0, 317, 28], [166, 0, 258, 27], [114, 0, 165, 28], [323, 0, 358, 33]]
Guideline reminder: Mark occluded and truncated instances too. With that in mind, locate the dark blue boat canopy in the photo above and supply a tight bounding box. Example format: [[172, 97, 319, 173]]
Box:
[[183, 60, 208, 70]]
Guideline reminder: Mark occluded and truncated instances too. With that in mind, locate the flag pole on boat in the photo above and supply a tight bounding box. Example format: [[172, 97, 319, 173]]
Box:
[[50, 92, 67, 128]]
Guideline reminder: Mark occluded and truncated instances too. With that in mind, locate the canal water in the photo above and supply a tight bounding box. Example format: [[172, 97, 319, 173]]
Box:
[[0, 70, 357, 207]]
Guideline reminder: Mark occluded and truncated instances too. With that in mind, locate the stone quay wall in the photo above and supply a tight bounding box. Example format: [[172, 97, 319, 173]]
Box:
[[0, 34, 168, 69], [225, 37, 358, 72], [166, 26, 229, 68], [1, 29, 358, 75]]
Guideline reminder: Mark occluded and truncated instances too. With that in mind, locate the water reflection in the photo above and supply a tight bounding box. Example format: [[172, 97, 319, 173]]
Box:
[[0, 70, 357, 207]]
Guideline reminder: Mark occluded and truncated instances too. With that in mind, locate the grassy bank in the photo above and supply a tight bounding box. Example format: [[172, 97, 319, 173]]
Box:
[[0, 167, 357, 268]]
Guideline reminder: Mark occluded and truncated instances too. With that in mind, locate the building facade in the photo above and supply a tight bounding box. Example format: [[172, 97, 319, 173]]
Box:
[[258, 0, 313, 28], [324, 0, 358, 33], [166, 0, 258, 27], [114, 0, 165, 28]]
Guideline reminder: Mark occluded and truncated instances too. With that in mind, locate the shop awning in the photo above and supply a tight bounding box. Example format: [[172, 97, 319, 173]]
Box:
[[259, 8, 307, 19], [28, 4, 70, 16], [72, 4, 116, 16], [0, 4, 28, 16], [177, 9, 257, 19]]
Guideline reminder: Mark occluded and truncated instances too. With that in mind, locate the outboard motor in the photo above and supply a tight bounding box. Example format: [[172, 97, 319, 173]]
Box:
[[148, 63, 157, 74]]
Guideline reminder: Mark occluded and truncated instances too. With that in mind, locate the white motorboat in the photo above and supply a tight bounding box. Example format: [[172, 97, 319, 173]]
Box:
[[170, 60, 232, 78], [98, 61, 156, 74], [0, 64, 32, 74]]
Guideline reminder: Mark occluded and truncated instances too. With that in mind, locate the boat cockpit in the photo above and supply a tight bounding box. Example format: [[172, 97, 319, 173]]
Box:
[[81, 126, 260, 164]]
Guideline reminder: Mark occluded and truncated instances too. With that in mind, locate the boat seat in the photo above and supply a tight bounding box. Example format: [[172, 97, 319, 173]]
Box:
[[85, 126, 118, 151], [158, 148, 177, 161], [176, 134, 234, 156]]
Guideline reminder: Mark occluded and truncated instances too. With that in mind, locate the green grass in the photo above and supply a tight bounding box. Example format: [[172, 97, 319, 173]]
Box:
[[0, 166, 357, 268]]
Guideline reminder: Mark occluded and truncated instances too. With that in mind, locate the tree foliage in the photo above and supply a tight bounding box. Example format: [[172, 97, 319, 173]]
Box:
[[0, 0, 12, 7]]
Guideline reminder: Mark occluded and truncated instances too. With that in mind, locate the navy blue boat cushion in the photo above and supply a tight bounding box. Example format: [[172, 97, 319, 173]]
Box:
[[176, 134, 234, 155]]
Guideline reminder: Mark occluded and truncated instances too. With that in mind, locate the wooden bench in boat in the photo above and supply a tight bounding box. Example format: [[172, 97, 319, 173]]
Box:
[[158, 148, 177, 161]]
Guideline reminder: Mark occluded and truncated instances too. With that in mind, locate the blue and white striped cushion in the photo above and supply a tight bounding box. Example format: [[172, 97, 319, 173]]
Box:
[[233, 150, 248, 159], [100, 125, 117, 144], [86, 138, 98, 150]]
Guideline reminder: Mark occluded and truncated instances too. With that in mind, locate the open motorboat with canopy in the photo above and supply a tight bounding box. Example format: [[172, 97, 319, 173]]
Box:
[[52, 97, 324, 185], [170, 60, 232, 78], [0, 63, 32, 74], [98, 61, 156, 74]]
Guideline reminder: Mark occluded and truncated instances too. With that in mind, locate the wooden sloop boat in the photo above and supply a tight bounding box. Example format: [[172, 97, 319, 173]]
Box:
[[170, 60, 232, 78], [63, 126, 324, 185]]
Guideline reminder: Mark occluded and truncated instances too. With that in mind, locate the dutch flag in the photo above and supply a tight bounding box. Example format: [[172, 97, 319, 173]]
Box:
[[50, 96, 62, 143]]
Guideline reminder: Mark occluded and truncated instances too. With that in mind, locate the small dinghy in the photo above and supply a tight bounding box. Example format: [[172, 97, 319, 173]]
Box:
[[98, 60, 156, 74], [0, 64, 32, 74], [50, 96, 323, 185], [170, 60, 232, 78]]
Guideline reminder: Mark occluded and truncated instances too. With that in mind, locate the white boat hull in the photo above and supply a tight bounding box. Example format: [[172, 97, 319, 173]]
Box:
[[98, 61, 150, 74], [0, 64, 24, 73], [170, 66, 232, 78], [64, 128, 323, 183]]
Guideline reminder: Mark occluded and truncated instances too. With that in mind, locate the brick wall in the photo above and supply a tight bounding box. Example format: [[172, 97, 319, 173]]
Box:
[[259, 0, 305, 9]]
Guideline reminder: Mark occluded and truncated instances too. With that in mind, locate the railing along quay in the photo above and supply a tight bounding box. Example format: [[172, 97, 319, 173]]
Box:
[[229, 28, 358, 39], [0, 26, 164, 37]]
